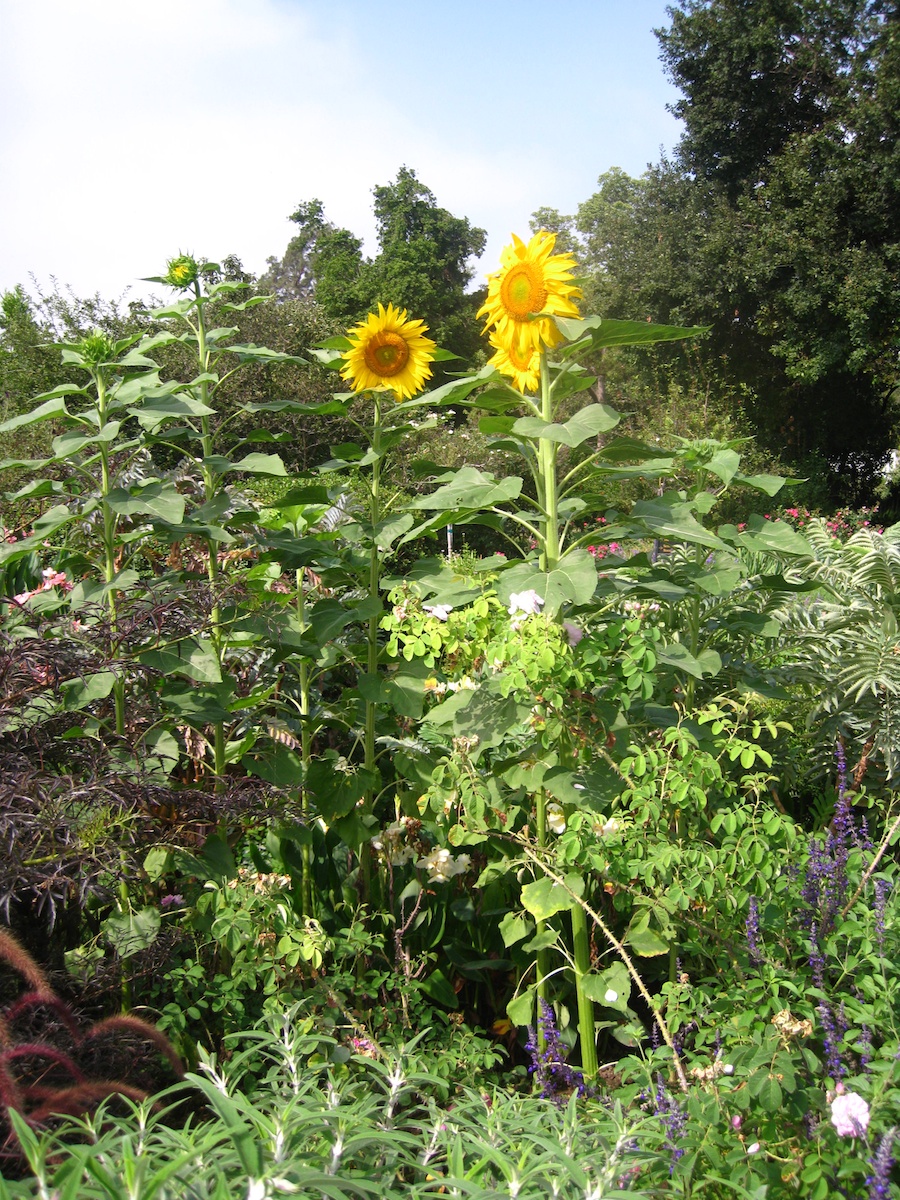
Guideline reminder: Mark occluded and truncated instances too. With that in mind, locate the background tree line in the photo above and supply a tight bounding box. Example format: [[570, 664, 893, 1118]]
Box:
[[3, 0, 899, 517]]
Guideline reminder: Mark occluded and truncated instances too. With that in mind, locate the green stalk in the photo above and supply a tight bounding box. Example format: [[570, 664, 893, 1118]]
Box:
[[365, 394, 383, 785], [534, 349, 596, 1073], [296, 567, 313, 918], [535, 786, 549, 1043], [96, 369, 125, 737], [359, 393, 384, 904], [570, 903, 598, 1079], [684, 541, 705, 713], [537, 352, 560, 572], [193, 283, 226, 785]]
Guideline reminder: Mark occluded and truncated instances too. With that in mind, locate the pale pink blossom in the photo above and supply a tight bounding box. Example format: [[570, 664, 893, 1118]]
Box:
[[508, 590, 544, 617], [830, 1089, 870, 1137]]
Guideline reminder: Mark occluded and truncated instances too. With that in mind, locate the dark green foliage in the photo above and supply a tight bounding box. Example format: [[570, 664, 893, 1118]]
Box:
[[569, 2, 900, 505], [265, 168, 487, 368]]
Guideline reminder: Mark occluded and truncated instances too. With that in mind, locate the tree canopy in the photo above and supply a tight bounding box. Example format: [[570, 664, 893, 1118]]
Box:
[[565, 0, 900, 503], [263, 168, 487, 367]]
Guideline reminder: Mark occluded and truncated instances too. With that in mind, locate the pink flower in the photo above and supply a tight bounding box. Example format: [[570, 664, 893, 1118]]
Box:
[[508, 590, 544, 617], [830, 1089, 870, 1137], [563, 621, 583, 646]]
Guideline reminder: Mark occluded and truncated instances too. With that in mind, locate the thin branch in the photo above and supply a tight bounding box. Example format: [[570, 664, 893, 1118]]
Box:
[[518, 841, 690, 1092]]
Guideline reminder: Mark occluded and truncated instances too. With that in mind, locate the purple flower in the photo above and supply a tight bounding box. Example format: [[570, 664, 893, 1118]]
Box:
[[835, 740, 848, 803], [525, 1001, 589, 1103], [653, 1073, 688, 1171], [875, 879, 890, 956], [819, 1002, 847, 1082], [160, 894, 185, 909], [563, 621, 584, 646], [746, 896, 763, 966], [809, 922, 826, 990], [867, 1128, 896, 1199]]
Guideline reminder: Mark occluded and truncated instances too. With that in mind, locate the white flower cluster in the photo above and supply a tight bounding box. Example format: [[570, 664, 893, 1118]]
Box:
[[546, 803, 567, 835], [508, 589, 544, 617], [416, 847, 471, 883], [621, 599, 661, 619], [226, 867, 292, 895], [370, 819, 416, 866], [423, 603, 453, 621], [428, 675, 478, 697]]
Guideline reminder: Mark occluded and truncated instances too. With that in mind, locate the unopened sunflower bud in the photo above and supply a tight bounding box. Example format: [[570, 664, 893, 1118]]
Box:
[[165, 254, 199, 289]]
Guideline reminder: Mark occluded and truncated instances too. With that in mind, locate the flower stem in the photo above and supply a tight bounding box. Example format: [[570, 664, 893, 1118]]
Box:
[[535, 786, 549, 1046], [96, 369, 125, 738], [297, 568, 313, 918], [570, 902, 598, 1079], [194, 282, 226, 787], [365, 395, 382, 786], [537, 352, 560, 571]]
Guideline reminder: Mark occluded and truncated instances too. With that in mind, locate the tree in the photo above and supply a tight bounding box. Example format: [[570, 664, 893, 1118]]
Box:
[[570, 2, 900, 503], [264, 169, 487, 366], [657, 0, 887, 197]]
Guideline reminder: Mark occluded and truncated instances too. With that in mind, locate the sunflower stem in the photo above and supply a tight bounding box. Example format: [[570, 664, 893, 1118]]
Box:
[[365, 394, 382, 785], [297, 566, 314, 919], [191, 282, 227, 789], [95, 367, 126, 738], [537, 352, 560, 571]]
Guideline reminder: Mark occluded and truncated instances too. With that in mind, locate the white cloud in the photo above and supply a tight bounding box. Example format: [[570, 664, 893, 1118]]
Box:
[[0, 0, 681, 302]]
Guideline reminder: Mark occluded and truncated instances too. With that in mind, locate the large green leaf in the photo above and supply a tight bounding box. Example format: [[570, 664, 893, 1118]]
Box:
[[452, 687, 528, 751], [722, 517, 811, 556], [495, 550, 598, 614], [229, 452, 288, 476], [52, 424, 121, 457], [59, 671, 117, 711], [499, 912, 532, 947], [511, 403, 620, 449], [130, 394, 216, 430], [105, 482, 186, 524], [695, 567, 744, 596], [0, 393, 74, 432], [579, 962, 632, 1011], [507, 988, 537, 1026], [221, 343, 307, 365], [656, 642, 722, 679], [732, 472, 787, 497], [103, 906, 161, 958], [243, 744, 305, 786], [521, 874, 584, 920], [631, 497, 728, 551], [140, 638, 222, 683], [307, 755, 378, 824], [409, 467, 523, 511], [554, 315, 707, 353]]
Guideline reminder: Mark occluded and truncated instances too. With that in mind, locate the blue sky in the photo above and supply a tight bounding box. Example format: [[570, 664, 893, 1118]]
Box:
[[0, 0, 683, 303]]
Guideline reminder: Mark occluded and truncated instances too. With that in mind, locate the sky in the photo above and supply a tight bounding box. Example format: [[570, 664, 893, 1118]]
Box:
[[0, 0, 683, 306]]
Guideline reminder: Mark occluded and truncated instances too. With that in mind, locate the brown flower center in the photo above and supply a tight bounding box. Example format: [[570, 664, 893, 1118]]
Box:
[[500, 261, 547, 319], [363, 331, 410, 378]]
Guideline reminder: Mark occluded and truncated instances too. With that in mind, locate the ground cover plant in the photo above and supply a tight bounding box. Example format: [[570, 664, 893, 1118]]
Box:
[[0, 237, 899, 1199]]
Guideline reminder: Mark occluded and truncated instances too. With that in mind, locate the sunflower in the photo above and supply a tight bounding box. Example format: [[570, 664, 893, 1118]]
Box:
[[478, 231, 581, 357], [341, 302, 436, 401], [487, 330, 541, 394]]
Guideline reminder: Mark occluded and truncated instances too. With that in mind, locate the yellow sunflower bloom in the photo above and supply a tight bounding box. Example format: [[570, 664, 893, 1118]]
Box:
[[478, 231, 581, 357], [487, 330, 541, 394], [341, 302, 436, 401]]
